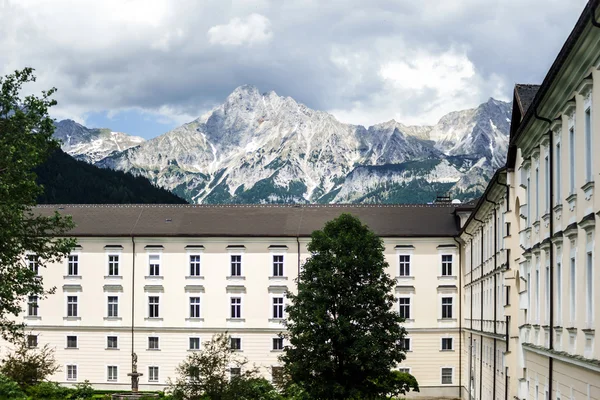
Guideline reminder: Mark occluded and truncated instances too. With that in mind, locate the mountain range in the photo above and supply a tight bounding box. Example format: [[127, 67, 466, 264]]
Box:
[[54, 85, 511, 204]]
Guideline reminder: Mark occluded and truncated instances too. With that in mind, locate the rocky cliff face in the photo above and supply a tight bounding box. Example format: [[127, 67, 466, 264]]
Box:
[[54, 85, 511, 204]]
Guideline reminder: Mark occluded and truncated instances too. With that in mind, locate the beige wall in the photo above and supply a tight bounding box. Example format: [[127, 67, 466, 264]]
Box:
[[0, 236, 462, 396]]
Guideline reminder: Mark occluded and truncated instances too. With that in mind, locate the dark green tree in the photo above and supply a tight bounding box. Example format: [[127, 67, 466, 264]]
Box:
[[281, 213, 416, 399], [0, 68, 76, 340]]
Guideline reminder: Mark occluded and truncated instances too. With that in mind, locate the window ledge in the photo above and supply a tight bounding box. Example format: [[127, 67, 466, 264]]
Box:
[[269, 276, 288, 280], [63, 316, 81, 321], [227, 318, 246, 322], [103, 317, 122, 321], [185, 318, 204, 322], [566, 193, 577, 211], [185, 276, 205, 280], [105, 348, 120, 351], [396, 276, 415, 281], [65, 347, 79, 350], [270, 349, 284, 353], [227, 276, 246, 281], [402, 318, 415, 323], [269, 318, 285, 323], [187, 349, 200, 352], [438, 275, 456, 279], [146, 348, 161, 351], [24, 316, 41, 320], [63, 275, 82, 280], [145, 276, 164, 280], [104, 275, 123, 280], [438, 318, 457, 322], [144, 317, 164, 321], [440, 349, 455, 352], [582, 181, 595, 200]]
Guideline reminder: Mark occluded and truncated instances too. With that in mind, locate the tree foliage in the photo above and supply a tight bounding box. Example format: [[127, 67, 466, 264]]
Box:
[[0, 68, 76, 340], [281, 213, 415, 399], [35, 148, 187, 204], [168, 333, 279, 400], [0, 339, 59, 388]]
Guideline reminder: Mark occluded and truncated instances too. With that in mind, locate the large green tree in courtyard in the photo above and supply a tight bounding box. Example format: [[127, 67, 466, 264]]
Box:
[[281, 213, 418, 399], [0, 68, 75, 340]]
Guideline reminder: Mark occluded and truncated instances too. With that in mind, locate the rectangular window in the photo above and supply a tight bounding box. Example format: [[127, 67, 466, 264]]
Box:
[[442, 254, 453, 276], [557, 261, 562, 323], [272, 366, 284, 385], [398, 255, 410, 276], [230, 337, 241, 350], [505, 285, 511, 306], [230, 367, 241, 379], [545, 265, 550, 322], [441, 367, 453, 384], [587, 252, 593, 324], [107, 336, 118, 349], [230, 255, 242, 276], [67, 296, 78, 317], [272, 337, 284, 350], [66, 365, 77, 381], [535, 267, 540, 321], [149, 254, 160, 276], [148, 366, 159, 382], [556, 142, 562, 203], [189, 255, 201, 276], [585, 108, 592, 182], [401, 338, 411, 351], [28, 254, 39, 275], [398, 368, 410, 374], [148, 296, 159, 318], [273, 297, 284, 319], [442, 297, 453, 319], [273, 255, 284, 277], [535, 168, 539, 220], [442, 338, 453, 350], [107, 365, 118, 382], [28, 295, 38, 316], [526, 177, 531, 226], [569, 127, 575, 193], [27, 335, 38, 348], [189, 337, 200, 350], [398, 298, 410, 319], [190, 297, 201, 318], [66, 335, 78, 348], [545, 156, 550, 212], [231, 297, 241, 319], [148, 336, 159, 350], [570, 257, 576, 322], [68, 255, 79, 276], [107, 296, 119, 318], [108, 255, 119, 276]]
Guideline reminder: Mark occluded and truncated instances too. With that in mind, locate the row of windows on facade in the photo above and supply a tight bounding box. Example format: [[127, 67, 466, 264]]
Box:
[[525, 247, 595, 326], [28, 253, 454, 279], [28, 254, 287, 279], [26, 334, 286, 353], [523, 97, 594, 227], [470, 338, 507, 374], [398, 297, 454, 319], [63, 365, 455, 385], [27, 295, 287, 320], [397, 254, 454, 277], [61, 364, 265, 383]]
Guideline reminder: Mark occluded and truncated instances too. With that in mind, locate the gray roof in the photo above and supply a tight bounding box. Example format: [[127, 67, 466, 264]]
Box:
[[35, 204, 462, 238], [514, 84, 540, 115]]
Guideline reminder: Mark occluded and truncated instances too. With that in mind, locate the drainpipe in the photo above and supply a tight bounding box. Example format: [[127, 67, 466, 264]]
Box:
[[131, 235, 136, 391], [472, 218, 484, 400], [454, 236, 462, 399]]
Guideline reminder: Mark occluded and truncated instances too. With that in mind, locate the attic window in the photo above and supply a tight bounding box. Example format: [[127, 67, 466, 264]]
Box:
[[165, 218, 172, 223]]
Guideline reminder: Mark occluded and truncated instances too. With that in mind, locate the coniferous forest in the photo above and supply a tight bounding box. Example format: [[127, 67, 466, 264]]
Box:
[[35, 149, 187, 204]]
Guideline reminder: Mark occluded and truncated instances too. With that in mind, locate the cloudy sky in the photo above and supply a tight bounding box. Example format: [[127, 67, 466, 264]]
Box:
[[0, 0, 588, 139]]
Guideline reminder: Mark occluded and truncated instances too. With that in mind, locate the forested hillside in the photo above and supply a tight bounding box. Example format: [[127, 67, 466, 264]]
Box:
[[35, 149, 187, 204]]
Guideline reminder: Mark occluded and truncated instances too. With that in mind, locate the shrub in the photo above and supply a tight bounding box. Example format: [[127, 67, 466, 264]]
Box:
[[0, 374, 26, 399], [25, 380, 73, 399]]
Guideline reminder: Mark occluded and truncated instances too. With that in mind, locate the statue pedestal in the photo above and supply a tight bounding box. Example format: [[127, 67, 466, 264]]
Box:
[[111, 371, 158, 399]]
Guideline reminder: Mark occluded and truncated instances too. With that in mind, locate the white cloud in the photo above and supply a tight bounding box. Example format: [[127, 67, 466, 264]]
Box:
[[207, 14, 273, 47]]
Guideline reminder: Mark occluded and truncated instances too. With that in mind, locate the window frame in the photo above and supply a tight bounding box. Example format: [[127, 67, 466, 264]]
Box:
[[230, 337, 242, 351], [189, 337, 201, 350], [230, 297, 242, 319], [441, 367, 453, 385], [67, 254, 79, 276], [107, 365, 118, 382], [107, 335, 119, 350], [67, 295, 78, 317], [272, 254, 284, 277], [148, 295, 160, 319], [27, 335, 38, 348], [107, 295, 119, 318], [272, 337, 284, 351], [441, 297, 453, 319], [441, 254, 453, 276], [189, 296, 201, 319], [66, 335, 78, 349], [398, 297, 411, 320], [189, 254, 202, 277], [66, 364, 78, 381], [148, 253, 161, 277], [148, 336, 160, 350], [148, 366, 159, 382], [398, 254, 411, 277], [27, 254, 39, 276], [230, 254, 242, 277], [27, 295, 39, 317], [107, 254, 120, 277], [272, 297, 284, 319], [441, 337, 453, 351]]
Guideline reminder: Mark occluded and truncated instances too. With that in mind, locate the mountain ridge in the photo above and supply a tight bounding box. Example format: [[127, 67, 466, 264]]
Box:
[[54, 85, 511, 204]]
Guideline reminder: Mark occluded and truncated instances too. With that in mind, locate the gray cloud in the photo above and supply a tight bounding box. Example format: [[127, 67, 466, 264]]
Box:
[[0, 0, 588, 129]]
